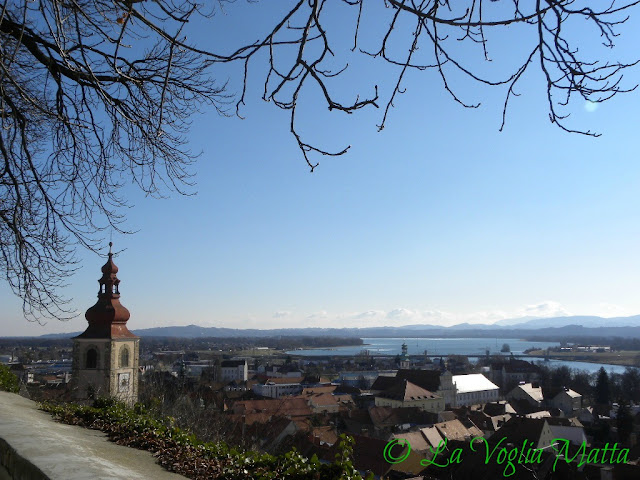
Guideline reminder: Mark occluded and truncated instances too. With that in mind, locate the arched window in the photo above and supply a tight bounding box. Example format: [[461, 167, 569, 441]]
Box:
[[86, 348, 98, 369], [120, 346, 129, 367]]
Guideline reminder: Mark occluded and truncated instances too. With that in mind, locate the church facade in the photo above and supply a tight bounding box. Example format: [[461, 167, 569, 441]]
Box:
[[71, 244, 140, 405]]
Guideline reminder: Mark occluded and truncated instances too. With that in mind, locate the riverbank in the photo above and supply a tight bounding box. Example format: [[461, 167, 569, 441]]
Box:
[[526, 350, 640, 367]]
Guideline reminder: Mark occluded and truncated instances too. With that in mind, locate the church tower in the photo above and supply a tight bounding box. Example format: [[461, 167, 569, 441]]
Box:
[[399, 342, 410, 369], [71, 243, 140, 405]]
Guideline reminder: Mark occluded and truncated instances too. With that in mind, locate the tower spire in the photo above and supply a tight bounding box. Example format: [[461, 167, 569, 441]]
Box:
[[77, 243, 135, 338], [72, 244, 140, 405], [400, 341, 410, 369]]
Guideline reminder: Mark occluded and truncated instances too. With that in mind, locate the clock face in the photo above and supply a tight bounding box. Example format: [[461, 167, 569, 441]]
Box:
[[118, 373, 130, 393]]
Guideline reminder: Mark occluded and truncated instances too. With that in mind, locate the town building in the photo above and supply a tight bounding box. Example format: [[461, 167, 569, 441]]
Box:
[[338, 370, 388, 389], [252, 377, 304, 398], [230, 397, 312, 425], [433, 418, 483, 442], [488, 358, 542, 389], [507, 381, 544, 409], [70, 243, 139, 406], [538, 418, 587, 448], [450, 373, 501, 406], [374, 379, 444, 413], [548, 386, 583, 416], [437, 370, 457, 406], [575, 345, 611, 352], [260, 364, 304, 378], [506, 382, 582, 416], [491, 416, 586, 450], [220, 359, 248, 382], [302, 392, 354, 414], [437, 371, 500, 407]]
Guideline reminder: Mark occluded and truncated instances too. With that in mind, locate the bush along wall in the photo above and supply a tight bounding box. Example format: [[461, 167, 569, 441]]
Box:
[[39, 399, 373, 480]]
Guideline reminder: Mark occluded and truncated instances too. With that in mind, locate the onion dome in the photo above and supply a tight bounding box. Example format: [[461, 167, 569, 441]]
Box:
[[76, 243, 137, 339]]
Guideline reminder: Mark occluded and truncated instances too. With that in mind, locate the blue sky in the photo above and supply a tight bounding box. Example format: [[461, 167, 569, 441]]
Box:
[[3, 2, 640, 336]]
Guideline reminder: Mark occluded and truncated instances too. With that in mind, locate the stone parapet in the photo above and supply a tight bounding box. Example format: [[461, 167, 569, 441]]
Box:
[[0, 392, 184, 480]]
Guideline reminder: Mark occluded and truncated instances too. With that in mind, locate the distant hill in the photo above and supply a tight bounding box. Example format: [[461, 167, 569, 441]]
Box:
[[491, 315, 640, 329], [25, 314, 640, 340], [492, 316, 548, 326]]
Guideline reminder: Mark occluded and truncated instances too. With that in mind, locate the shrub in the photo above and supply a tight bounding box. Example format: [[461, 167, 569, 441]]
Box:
[[39, 400, 374, 479], [0, 364, 20, 393]]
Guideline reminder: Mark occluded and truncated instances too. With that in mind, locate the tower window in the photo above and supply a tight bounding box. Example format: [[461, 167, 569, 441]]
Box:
[[86, 348, 98, 369], [120, 346, 129, 367]]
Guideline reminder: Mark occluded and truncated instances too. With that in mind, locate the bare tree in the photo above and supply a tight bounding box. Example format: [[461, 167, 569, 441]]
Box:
[[1, 0, 228, 321], [2, 0, 639, 322]]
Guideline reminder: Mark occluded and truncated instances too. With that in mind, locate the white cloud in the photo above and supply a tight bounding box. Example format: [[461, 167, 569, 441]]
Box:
[[514, 301, 571, 319], [387, 308, 420, 320], [306, 310, 328, 320], [208, 301, 635, 330], [353, 310, 384, 319]]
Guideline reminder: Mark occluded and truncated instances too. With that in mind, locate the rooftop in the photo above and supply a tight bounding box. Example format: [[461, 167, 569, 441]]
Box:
[[517, 382, 544, 402], [452, 374, 499, 394], [434, 419, 482, 442], [221, 360, 247, 368], [378, 379, 440, 402]]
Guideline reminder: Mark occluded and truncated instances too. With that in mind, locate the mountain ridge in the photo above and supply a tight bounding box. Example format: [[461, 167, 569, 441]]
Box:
[[18, 314, 640, 339]]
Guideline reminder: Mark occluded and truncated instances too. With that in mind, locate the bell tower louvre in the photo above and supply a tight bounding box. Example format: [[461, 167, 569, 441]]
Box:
[[71, 243, 140, 405]]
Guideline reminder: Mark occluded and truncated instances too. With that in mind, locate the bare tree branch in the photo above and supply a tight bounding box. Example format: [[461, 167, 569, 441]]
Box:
[[1, 0, 639, 321]]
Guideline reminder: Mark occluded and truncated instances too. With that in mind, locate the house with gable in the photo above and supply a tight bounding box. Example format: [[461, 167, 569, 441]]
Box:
[[374, 379, 444, 413], [507, 382, 582, 417], [548, 386, 582, 416]]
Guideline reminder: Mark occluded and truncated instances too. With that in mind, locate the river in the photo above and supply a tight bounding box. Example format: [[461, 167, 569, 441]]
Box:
[[286, 337, 629, 374]]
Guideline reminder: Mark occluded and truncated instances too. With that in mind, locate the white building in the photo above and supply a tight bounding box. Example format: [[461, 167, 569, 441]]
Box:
[[550, 387, 582, 416], [438, 372, 500, 407], [253, 380, 303, 398], [507, 382, 544, 409], [220, 360, 248, 382], [538, 420, 587, 448]]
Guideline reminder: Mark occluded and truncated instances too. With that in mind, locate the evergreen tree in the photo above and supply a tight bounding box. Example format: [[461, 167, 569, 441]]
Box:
[[595, 367, 611, 405], [551, 366, 572, 387], [571, 372, 592, 397], [616, 402, 633, 444], [621, 367, 640, 403]]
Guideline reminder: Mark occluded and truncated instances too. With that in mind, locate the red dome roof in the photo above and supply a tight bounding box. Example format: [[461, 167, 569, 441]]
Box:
[[101, 255, 119, 274], [75, 244, 137, 340]]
